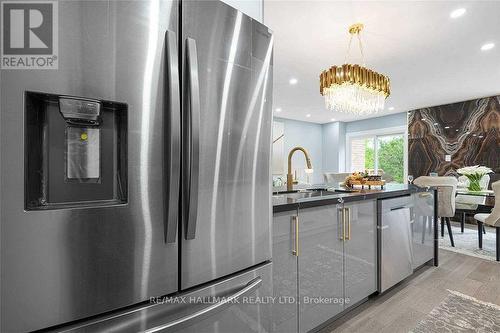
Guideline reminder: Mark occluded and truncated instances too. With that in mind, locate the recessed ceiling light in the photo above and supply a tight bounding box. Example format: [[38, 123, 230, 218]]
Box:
[[450, 8, 466, 19], [275, 108, 282, 112], [306, 114, 311, 118], [472, 134, 477, 136], [444, 126, 450, 129], [455, 129, 459, 132], [388, 107, 395, 111], [481, 43, 495, 51], [289, 78, 298, 85], [330, 118, 336, 122], [434, 122, 438, 126], [478, 135, 484, 138], [421, 118, 426, 121]]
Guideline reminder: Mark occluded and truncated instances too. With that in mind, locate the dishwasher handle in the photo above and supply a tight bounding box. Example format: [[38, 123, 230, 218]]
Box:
[[390, 206, 408, 211]]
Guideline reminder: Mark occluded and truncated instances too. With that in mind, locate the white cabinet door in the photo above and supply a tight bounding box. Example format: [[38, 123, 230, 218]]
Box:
[[298, 204, 344, 332], [343, 200, 377, 308], [272, 210, 299, 333]]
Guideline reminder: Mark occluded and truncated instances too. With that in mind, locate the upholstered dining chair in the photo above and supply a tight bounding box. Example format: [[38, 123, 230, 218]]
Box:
[[456, 195, 487, 234], [414, 176, 458, 247], [474, 180, 500, 261]]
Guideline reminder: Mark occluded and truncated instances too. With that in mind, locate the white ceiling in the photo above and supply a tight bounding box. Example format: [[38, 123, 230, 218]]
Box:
[[264, 0, 500, 124]]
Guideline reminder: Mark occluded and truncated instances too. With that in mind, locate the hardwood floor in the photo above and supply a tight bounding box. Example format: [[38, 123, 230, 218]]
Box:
[[322, 249, 500, 333]]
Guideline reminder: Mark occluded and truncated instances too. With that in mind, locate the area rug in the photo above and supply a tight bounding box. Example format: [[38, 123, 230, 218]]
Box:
[[411, 290, 500, 333], [439, 222, 496, 261]]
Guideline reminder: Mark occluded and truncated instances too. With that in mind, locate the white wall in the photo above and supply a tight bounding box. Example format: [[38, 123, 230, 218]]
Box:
[[273, 112, 408, 185], [322, 121, 346, 173], [274, 118, 323, 184], [346, 112, 408, 134], [221, 0, 263, 22]]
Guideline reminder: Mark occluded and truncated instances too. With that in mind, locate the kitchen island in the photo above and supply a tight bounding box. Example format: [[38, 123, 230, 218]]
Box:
[[273, 184, 432, 212], [271, 185, 438, 333]]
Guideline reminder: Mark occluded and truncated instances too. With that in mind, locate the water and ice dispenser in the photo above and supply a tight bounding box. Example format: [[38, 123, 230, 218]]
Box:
[[25, 92, 127, 209]]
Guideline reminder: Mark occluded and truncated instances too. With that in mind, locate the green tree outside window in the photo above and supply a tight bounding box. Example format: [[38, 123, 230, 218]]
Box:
[[364, 136, 404, 183]]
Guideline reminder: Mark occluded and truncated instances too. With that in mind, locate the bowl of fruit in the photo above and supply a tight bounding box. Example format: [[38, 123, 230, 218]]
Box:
[[344, 172, 366, 188]]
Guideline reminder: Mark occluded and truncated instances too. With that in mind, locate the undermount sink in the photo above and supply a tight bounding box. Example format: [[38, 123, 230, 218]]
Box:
[[272, 188, 338, 200], [333, 188, 360, 193], [272, 187, 359, 198]]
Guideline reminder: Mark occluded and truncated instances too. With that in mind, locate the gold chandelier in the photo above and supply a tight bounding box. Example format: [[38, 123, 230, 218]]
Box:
[[320, 23, 390, 115]]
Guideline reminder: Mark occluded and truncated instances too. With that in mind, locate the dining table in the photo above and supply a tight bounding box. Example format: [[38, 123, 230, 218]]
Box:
[[456, 188, 495, 206]]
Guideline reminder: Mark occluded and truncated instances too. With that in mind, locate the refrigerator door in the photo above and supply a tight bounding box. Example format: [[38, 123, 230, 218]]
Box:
[[53, 263, 272, 333], [0, 1, 179, 331], [181, 1, 273, 289]]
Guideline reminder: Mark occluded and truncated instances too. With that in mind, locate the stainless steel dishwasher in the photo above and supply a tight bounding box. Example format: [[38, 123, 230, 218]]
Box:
[[378, 195, 413, 293]]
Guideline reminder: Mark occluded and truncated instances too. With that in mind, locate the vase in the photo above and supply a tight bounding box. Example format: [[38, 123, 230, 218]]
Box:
[[466, 174, 482, 191]]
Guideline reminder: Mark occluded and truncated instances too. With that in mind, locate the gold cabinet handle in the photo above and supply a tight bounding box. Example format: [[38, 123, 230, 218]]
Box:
[[339, 208, 344, 240], [346, 208, 351, 240], [340, 207, 347, 240], [292, 216, 299, 256]]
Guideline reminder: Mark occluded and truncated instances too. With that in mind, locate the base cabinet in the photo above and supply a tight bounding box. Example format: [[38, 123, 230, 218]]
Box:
[[411, 192, 435, 269], [298, 204, 344, 332], [271, 199, 377, 333], [343, 200, 377, 307], [271, 210, 299, 333], [272, 192, 435, 332]]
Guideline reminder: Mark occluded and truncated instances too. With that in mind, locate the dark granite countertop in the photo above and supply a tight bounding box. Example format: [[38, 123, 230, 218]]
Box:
[[272, 184, 432, 213]]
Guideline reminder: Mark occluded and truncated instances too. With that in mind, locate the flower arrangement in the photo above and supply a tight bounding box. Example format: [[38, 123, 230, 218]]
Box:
[[456, 165, 493, 191]]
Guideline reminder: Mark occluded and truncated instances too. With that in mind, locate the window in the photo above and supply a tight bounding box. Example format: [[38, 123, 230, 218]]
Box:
[[376, 134, 405, 183], [350, 137, 374, 172], [347, 127, 408, 184]]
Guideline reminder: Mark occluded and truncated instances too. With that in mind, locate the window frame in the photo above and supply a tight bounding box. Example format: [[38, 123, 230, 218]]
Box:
[[345, 126, 408, 183]]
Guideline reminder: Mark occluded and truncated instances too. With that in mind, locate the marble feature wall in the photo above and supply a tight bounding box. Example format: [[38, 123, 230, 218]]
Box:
[[408, 96, 500, 177]]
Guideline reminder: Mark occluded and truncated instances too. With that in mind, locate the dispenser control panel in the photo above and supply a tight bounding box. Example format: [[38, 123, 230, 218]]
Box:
[[59, 97, 101, 125], [25, 91, 128, 209]]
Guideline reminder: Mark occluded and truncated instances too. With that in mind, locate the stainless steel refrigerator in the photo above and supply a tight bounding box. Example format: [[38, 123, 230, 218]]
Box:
[[0, 0, 273, 332]]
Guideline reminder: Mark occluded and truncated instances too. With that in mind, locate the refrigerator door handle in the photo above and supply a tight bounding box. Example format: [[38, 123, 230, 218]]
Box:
[[144, 277, 263, 333], [184, 37, 200, 240], [165, 30, 181, 243]]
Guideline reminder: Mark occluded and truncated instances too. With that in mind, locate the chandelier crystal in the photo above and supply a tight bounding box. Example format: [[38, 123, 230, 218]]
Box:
[[320, 23, 390, 115]]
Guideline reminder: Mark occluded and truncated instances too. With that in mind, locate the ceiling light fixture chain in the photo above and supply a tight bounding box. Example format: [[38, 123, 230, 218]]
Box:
[[344, 33, 354, 64], [344, 23, 365, 66], [356, 31, 365, 66]]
